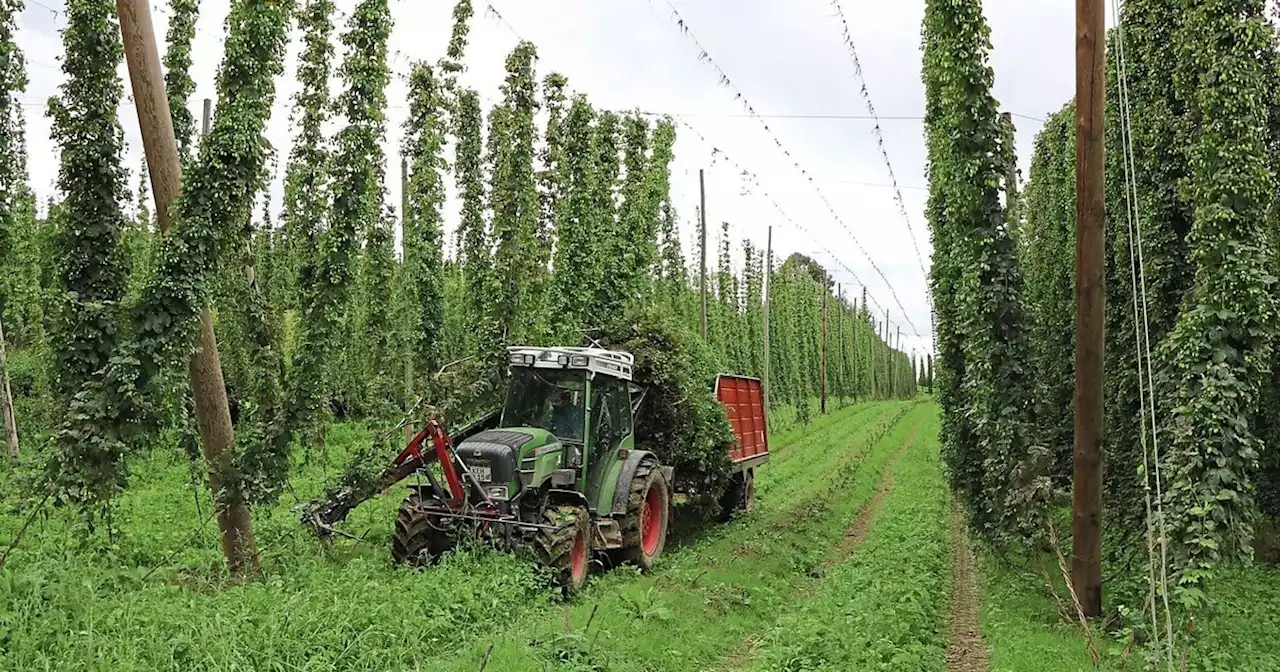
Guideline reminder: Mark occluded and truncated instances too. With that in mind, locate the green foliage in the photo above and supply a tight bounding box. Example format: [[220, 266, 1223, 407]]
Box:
[[47, 0, 293, 509], [1101, 0, 1197, 545], [550, 95, 602, 341], [1021, 104, 1075, 488], [121, 158, 154, 300], [601, 306, 736, 508], [488, 42, 543, 349], [1158, 0, 1277, 597], [161, 0, 199, 163], [1, 0, 35, 349], [353, 206, 397, 419], [455, 87, 489, 351], [46, 0, 130, 401], [586, 111, 622, 327], [922, 0, 1041, 543], [606, 113, 654, 319], [289, 0, 390, 442], [438, 0, 472, 107], [281, 0, 335, 316], [402, 62, 446, 385]]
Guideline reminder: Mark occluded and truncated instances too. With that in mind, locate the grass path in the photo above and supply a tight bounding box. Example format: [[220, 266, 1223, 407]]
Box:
[[738, 401, 950, 671], [946, 502, 990, 672], [425, 401, 921, 671]]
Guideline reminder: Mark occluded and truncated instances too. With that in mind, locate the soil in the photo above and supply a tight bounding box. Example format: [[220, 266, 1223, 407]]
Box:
[[946, 502, 990, 672]]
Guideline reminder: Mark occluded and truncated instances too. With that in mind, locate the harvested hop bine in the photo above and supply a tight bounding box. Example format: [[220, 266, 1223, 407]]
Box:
[[599, 306, 737, 512]]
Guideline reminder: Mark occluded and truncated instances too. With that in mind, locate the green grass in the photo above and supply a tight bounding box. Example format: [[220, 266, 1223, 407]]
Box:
[[979, 529, 1280, 671], [744, 402, 948, 671], [6, 400, 1277, 671], [0, 399, 910, 671], [426, 400, 918, 671]]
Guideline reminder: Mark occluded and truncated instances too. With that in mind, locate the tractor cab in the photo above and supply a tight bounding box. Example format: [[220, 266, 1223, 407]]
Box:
[[501, 347, 637, 471]]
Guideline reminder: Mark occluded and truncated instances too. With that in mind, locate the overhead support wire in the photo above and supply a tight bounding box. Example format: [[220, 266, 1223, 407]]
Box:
[[666, 113, 925, 342], [828, 0, 930, 308], [654, 0, 924, 343]]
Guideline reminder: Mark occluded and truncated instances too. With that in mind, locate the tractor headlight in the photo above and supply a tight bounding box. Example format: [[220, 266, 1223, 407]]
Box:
[[557, 355, 569, 366], [486, 485, 508, 500], [570, 355, 590, 367]]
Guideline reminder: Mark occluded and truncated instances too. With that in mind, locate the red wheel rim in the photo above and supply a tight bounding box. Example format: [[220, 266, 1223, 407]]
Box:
[[641, 485, 663, 556], [570, 527, 587, 583]]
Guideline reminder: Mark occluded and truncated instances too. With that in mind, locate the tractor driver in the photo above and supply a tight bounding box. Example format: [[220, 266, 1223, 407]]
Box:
[[548, 387, 583, 441]]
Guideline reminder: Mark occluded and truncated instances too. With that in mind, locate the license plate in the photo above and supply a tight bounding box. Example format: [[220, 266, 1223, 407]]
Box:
[[469, 465, 492, 483]]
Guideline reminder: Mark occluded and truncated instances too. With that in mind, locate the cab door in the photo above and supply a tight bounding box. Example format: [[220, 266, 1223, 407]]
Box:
[[584, 375, 634, 502]]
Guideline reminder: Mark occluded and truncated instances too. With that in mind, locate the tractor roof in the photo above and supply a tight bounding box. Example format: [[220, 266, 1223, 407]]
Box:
[[507, 346, 634, 381]]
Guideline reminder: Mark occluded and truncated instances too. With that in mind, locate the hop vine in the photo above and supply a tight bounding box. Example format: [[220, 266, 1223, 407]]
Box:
[[162, 0, 199, 162]]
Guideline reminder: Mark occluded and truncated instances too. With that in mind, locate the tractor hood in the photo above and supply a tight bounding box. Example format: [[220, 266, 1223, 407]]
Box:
[[456, 428, 561, 494]]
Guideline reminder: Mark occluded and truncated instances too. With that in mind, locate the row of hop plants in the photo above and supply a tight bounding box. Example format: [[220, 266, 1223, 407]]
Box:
[[0, 0, 921, 567], [926, 0, 1280, 628]]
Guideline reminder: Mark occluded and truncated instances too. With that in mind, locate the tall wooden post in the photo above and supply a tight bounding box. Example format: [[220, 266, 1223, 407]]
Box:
[[836, 284, 844, 406], [401, 157, 413, 445], [895, 326, 902, 398], [699, 169, 708, 340], [869, 317, 877, 400], [119, 0, 258, 573], [820, 288, 828, 414], [851, 293, 860, 402], [762, 226, 772, 413], [1, 318, 18, 457], [1073, 0, 1106, 618], [883, 310, 890, 398]]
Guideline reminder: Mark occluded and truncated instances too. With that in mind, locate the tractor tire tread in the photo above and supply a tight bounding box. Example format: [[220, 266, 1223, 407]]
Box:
[[533, 505, 588, 595], [391, 492, 454, 565], [619, 458, 669, 570]]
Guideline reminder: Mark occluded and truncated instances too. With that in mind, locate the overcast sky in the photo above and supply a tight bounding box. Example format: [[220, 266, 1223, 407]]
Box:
[[13, 0, 1106, 357]]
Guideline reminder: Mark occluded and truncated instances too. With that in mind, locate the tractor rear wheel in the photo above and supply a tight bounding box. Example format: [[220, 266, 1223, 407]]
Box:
[[620, 459, 670, 571], [392, 491, 456, 565], [533, 504, 590, 596]]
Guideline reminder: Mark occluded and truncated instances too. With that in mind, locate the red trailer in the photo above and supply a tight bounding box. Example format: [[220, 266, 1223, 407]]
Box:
[[715, 374, 769, 513]]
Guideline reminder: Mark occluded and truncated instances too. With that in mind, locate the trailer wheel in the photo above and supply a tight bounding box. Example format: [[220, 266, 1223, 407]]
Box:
[[718, 469, 756, 521], [620, 459, 670, 571], [534, 504, 590, 596], [392, 491, 456, 565]]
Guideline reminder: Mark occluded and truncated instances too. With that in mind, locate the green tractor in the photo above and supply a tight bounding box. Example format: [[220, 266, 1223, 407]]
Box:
[[394, 347, 670, 593], [304, 346, 768, 594]]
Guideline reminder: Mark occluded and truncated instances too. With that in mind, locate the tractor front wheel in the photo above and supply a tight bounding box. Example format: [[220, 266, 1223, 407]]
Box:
[[533, 504, 590, 596], [620, 460, 670, 571], [392, 491, 456, 565]]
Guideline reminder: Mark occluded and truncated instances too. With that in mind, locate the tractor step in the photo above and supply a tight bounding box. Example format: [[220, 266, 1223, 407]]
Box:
[[594, 518, 623, 550]]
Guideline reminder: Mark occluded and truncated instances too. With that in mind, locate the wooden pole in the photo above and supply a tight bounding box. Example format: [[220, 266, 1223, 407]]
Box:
[[820, 287, 828, 414], [869, 317, 876, 400], [119, 0, 258, 574], [1001, 111, 1020, 218], [1073, 0, 1105, 618], [762, 226, 772, 413], [883, 310, 890, 398], [401, 156, 413, 445], [895, 326, 902, 398], [699, 169, 708, 340], [851, 293, 860, 402], [0, 318, 18, 457], [836, 284, 844, 406]]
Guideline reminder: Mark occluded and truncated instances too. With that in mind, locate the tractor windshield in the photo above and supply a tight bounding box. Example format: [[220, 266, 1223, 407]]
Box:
[[502, 367, 587, 442]]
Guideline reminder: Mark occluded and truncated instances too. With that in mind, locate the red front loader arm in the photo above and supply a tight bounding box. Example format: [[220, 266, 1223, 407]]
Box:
[[391, 420, 466, 508], [301, 420, 468, 536]]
